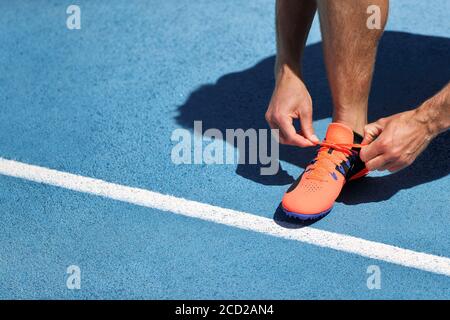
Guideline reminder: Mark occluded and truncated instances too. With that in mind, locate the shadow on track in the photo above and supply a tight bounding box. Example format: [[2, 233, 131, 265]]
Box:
[[176, 31, 450, 225]]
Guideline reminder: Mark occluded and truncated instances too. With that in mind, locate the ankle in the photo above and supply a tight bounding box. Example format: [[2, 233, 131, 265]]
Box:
[[332, 117, 366, 136], [333, 105, 367, 135]]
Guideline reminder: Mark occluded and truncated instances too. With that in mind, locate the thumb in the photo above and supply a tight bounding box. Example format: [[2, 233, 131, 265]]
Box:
[[299, 110, 319, 144], [362, 120, 384, 145]]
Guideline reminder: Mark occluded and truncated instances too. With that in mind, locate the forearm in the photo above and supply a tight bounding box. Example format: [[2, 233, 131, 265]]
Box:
[[416, 83, 450, 137], [275, 0, 316, 77]]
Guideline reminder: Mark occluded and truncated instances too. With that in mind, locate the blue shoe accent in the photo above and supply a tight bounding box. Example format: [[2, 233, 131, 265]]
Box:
[[282, 206, 333, 221]]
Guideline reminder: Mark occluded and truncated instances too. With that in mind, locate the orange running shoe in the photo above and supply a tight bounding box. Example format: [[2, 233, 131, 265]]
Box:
[[282, 123, 368, 220]]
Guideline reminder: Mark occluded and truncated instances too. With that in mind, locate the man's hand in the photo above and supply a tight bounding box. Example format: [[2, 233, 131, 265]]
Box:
[[360, 109, 434, 172], [267, 0, 318, 147], [360, 83, 449, 172], [265, 67, 319, 147]]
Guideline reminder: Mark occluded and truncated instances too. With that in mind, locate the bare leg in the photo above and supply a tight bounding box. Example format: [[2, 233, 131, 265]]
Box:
[[317, 0, 389, 135], [275, 0, 317, 77], [266, 0, 320, 147]]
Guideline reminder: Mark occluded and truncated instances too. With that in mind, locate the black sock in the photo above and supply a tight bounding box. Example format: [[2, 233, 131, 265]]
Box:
[[353, 131, 364, 144]]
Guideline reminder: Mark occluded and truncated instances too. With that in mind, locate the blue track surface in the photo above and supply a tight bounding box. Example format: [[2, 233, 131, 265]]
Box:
[[0, 0, 449, 299]]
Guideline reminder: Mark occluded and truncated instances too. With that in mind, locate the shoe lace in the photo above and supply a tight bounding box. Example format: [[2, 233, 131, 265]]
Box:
[[306, 141, 365, 181]]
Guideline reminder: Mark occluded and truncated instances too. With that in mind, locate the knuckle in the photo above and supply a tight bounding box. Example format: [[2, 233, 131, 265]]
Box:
[[304, 95, 313, 106], [300, 107, 312, 117], [379, 139, 389, 150], [392, 149, 401, 159], [278, 136, 287, 144], [283, 136, 294, 145], [272, 113, 283, 124], [399, 157, 408, 166]]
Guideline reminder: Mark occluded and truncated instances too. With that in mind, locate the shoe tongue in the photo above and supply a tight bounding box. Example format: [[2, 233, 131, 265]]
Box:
[[324, 123, 354, 144]]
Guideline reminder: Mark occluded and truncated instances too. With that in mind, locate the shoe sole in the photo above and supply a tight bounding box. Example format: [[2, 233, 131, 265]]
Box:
[[282, 206, 333, 221]]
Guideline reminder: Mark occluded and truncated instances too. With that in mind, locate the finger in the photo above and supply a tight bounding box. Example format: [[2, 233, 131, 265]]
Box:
[[378, 160, 394, 171], [362, 121, 384, 145], [298, 110, 319, 144], [359, 138, 384, 163], [385, 164, 402, 173], [278, 117, 315, 147], [386, 160, 410, 173], [278, 131, 313, 147], [365, 155, 389, 171], [267, 117, 293, 145]]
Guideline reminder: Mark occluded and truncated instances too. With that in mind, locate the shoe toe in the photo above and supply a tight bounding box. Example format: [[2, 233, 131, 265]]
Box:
[[282, 176, 343, 215]]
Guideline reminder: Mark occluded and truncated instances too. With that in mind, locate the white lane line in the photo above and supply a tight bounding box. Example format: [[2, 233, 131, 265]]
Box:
[[0, 157, 449, 277]]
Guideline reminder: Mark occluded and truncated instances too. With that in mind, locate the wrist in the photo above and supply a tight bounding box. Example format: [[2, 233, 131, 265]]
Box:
[[275, 58, 301, 79], [415, 101, 445, 138]]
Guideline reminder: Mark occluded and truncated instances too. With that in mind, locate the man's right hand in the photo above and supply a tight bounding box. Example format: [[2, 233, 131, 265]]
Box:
[[265, 66, 319, 147]]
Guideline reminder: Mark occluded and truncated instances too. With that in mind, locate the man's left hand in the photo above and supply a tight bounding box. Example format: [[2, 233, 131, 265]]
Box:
[[360, 109, 434, 172]]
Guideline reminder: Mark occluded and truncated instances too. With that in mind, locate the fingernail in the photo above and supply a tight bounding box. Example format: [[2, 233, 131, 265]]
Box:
[[312, 135, 320, 142]]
